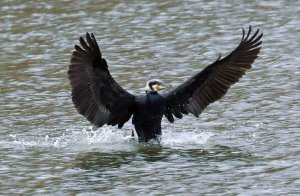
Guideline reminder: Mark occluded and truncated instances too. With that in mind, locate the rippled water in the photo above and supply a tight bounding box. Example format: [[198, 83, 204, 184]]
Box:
[[1, 0, 300, 195]]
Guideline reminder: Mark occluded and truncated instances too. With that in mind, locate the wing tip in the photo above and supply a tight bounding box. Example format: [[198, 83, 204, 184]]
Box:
[[243, 25, 263, 41]]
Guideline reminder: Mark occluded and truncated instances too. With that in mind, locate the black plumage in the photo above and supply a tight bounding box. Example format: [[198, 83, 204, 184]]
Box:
[[68, 26, 263, 143]]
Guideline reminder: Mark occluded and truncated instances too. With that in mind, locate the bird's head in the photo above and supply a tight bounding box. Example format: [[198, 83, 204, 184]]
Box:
[[145, 79, 170, 93]]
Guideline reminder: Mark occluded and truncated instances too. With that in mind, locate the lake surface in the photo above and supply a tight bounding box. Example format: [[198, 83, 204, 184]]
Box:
[[1, 0, 299, 195]]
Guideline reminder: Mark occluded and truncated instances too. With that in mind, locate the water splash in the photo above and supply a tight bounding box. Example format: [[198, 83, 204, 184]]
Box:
[[161, 128, 214, 146], [4, 126, 214, 151]]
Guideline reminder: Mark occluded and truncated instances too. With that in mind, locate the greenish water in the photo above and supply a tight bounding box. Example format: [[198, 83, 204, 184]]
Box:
[[1, 0, 299, 195]]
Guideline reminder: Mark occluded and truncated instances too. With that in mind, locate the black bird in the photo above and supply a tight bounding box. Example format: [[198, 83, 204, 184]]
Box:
[[68, 26, 262, 143]]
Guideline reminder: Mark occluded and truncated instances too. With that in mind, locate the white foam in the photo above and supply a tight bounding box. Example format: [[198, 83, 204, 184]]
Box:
[[161, 128, 214, 147], [4, 126, 214, 151]]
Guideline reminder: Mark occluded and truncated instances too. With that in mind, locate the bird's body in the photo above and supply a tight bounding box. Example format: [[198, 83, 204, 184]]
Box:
[[68, 26, 263, 143], [133, 92, 166, 142]]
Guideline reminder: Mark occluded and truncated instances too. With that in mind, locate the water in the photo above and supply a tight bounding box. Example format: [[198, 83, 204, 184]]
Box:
[[1, 0, 300, 195]]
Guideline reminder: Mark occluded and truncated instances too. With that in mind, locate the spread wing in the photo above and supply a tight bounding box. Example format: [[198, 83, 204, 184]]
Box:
[[68, 33, 135, 128], [163, 26, 263, 122]]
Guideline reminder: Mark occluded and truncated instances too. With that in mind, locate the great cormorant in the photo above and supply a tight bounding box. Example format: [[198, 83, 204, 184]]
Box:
[[68, 26, 262, 143]]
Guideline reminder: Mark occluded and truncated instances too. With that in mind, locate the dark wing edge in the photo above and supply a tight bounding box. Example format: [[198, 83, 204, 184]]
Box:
[[163, 26, 263, 122], [68, 33, 135, 128]]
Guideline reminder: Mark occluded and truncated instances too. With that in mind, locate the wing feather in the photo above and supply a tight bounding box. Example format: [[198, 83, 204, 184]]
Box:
[[164, 26, 263, 122], [68, 33, 135, 128]]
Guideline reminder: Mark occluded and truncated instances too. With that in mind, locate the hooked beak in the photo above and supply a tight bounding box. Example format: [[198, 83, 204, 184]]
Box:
[[152, 84, 163, 91]]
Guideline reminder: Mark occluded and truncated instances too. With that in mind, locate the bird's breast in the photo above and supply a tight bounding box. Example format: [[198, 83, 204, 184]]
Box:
[[143, 93, 164, 115], [134, 93, 165, 114], [147, 92, 165, 105]]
